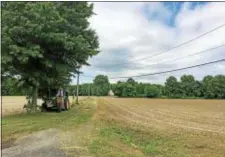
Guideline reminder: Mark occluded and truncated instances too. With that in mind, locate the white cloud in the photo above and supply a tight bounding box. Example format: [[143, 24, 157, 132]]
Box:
[[74, 2, 225, 85]]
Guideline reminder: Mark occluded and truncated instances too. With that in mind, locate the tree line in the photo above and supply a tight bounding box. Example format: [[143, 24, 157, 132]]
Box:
[[3, 74, 225, 99], [68, 75, 110, 96], [114, 75, 225, 99], [67, 74, 225, 99]]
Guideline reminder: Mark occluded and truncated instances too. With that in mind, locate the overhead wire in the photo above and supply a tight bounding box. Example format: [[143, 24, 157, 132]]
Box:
[[125, 44, 225, 70], [80, 45, 225, 79], [80, 58, 225, 79], [79, 24, 225, 80], [93, 23, 225, 68], [109, 58, 225, 79]]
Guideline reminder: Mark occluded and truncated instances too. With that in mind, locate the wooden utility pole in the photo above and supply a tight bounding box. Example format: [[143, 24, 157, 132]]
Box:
[[76, 72, 80, 104]]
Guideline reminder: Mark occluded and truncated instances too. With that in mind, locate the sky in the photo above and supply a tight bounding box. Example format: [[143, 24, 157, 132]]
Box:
[[71, 2, 225, 85]]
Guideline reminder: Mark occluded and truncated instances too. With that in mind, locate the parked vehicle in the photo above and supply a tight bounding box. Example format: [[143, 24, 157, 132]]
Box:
[[38, 88, 70, 112]]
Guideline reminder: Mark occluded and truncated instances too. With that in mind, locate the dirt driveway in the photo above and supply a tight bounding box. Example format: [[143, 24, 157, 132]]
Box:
[[2, 129, 67, 157], [2, 121, 94, 157]]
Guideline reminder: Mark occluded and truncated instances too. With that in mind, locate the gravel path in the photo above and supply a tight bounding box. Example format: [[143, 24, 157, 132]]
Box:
[[2, 129, 67, 157]]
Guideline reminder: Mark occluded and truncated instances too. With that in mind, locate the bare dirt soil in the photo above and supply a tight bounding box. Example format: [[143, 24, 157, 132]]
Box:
[[2, 129, 67, 157], [2, 125, 95, 157], [103, 97, 225, 134], [99, 97, 225, 157]]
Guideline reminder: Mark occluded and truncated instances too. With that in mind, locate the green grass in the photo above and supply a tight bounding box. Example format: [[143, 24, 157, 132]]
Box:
[[89, 122, 186, 157], [2, 98, 95, 143]]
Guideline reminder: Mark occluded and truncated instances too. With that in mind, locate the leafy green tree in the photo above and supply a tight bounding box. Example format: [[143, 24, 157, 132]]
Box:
[[93, 75, 110, 96], [135, 83, 147, 97], [165, 76, 182, 98], [152, 84, 165, 97], [68, 85, 76, 96], [2, 77, 22, 95], [93, 86, 103, 96], [68, 83, 92, 96], [212, 75, 225, 99], [127, 78, 136, 85], [144, 85, 160, 98], [192, 80, 204, 98], [114, 82, 125, 97], [122, 83, 137, 97], [180, 75, 196, 97], [79, 84, 87, 96], [91, 84, 98, 96], [2, 2, 99, 111], [202, 75, 215, 98], [114, 82, 136, 97]]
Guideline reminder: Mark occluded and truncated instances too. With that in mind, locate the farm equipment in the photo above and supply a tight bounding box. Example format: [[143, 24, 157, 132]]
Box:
[[38, 88, 70, 112]]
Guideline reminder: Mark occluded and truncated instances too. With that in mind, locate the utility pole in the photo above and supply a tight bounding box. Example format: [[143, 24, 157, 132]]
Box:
[[76, 71, 80, 104]]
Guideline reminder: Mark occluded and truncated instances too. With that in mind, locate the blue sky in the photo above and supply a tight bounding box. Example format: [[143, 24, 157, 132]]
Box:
[[72, 2, 225, 85], [142, 2, 209, 27]]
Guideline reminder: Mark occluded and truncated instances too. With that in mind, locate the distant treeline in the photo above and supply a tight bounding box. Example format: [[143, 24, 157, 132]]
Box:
[[68, 75, 225, 99], [120, 75, 225, 99], [2, 74, 225, 99]]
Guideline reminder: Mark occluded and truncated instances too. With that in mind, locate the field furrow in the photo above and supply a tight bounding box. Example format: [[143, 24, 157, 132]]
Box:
[[103, 98, 225, 135]]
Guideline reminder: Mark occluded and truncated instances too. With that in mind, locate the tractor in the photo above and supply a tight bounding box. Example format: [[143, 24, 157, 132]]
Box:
[[38, 88, 70, 112]]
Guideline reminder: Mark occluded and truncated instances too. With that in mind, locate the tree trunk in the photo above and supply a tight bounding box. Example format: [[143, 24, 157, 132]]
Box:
[[31, 85, 38, 112]]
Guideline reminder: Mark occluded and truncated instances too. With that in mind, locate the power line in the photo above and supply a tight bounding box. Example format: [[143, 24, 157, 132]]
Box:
[[80, 58, 225, 79], [81, 45, 225, 79], [127, 45, 225, 70], [94, 23, 225, 68], [109, 58, 225, 79]]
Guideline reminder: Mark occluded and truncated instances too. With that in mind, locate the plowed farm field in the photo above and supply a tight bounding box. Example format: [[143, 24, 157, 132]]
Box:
[[103, 97, 225, 134], [98, 97, 225, 157]]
